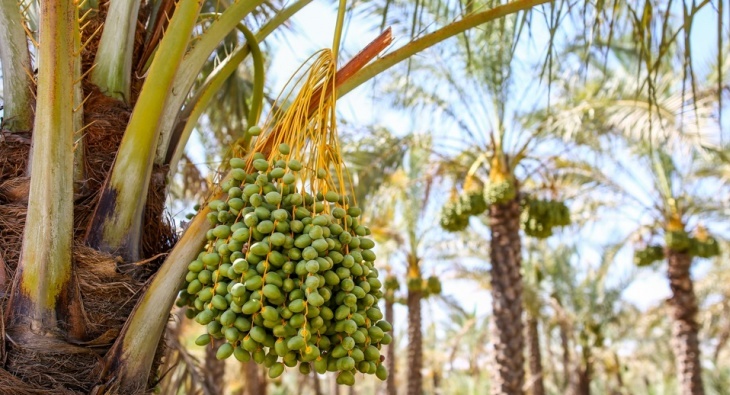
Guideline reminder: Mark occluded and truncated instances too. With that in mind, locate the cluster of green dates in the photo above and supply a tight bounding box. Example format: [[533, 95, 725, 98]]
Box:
[[384, 275, 400, 292], [406, 275, 442, 295], [382, 275, 399, 304], [690, 237, 720, 258], [439, 190, 487, 232], [634, 232, 720, 267], [394, 276, 442, 303], [439, 180, 518, 233], [422, 275, 442, 297], [381, 274, 441, 305], [633, 245, 664, 267], [176, 145, 392, 385], [665, 230, 692, 252], [665, 230, 721, 258], [485, 180, 516, 205], [520, 198, 571, 239]]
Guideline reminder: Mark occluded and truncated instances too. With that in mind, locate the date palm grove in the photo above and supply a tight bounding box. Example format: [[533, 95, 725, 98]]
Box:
[[0, 0, 728, 394]]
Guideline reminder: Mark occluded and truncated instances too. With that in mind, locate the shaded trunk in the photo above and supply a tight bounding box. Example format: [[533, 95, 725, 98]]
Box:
[[407, 287, 423, 395], [526, 316, 545, 395], [612, 353, 624, 391], [559, 321, 572, 391], [574, 364, 590, 395], [0, 4, 176, 394], [571, 342, 591, 395], [488, 198, 525, 394], [245, 360, 265, 395], [385, 297, 397, 395], [666, 249, 705, 395], [203, 338, 226, 395], [312, 372, 323, 395], [433, 367, 442, 395]]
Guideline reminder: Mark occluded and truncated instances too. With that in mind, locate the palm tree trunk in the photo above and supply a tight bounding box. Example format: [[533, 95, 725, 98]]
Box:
[[385, 297, 397, 395], [407, 287, 423, 395], [203, 338, 226, 395], [526, 316, 545, 395], [666, 249, 705, 395], [574, 365, 590, 395], [559, 321, 571, 391], [571, 344, 591, 395], [312, 372, 323, 395], [488, 198, 525, 395], [244, 360, 265, 395]]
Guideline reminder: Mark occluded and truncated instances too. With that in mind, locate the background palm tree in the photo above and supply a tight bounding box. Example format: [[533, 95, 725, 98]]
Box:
[[539, 42, 728, 393], [357, 132, 438, 395]]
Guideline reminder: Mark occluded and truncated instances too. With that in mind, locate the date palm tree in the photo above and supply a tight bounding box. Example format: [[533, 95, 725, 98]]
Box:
[[1, 0, 725, 392], [356, 132, 439, 395], [540, 42, 728, 393]]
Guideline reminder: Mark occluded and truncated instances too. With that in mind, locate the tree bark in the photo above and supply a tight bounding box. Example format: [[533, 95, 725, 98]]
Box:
[[488, 197, 525, 395], [407, 287, 423, 395], [244, 360, 265, 395], [666, 249, 705, 395], [203, 339, 226, 395], [385, 297, 397, 395], [526, 316, 545, 395]]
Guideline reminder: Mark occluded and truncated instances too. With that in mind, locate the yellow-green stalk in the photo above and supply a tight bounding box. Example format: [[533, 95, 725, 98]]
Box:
[[243, 24, 265, 129], [331, 0, 347, 64], [0, 0, 34, 132], [164, 0, 313, 174], [85, 0, 202, 261], [338, 0, 551, 97], [10, 0, 77, 329], [91, 0, 141, 102], [165, 23, 265, 174], [154, 0, 268, 164], [103, 195, 215, 392]]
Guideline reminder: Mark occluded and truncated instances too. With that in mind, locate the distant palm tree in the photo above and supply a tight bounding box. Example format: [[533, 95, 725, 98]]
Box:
[[348, 131, 441, 395], [540, 45, 727, 394]]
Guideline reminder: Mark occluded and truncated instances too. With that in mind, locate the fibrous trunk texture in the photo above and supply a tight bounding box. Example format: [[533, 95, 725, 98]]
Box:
[[488, 197, 525, 395], [0, 3, 175, 393], [407, 287, 423, 395], [527, 316, 545, 395], [385, 298, 397, 395], [666, 249, 705, 395]]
